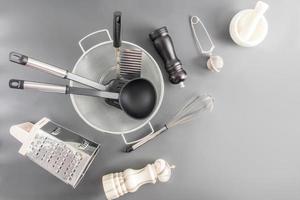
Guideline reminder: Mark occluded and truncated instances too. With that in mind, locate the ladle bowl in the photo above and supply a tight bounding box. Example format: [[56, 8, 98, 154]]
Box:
[[119, 78, 156, 119]]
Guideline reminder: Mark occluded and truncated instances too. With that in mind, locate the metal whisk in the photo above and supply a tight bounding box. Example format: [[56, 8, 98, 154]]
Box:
[[125, 94, 214, 152]]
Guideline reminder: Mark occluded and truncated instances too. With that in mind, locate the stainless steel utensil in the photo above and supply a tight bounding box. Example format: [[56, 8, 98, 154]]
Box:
[[9, 78, 157, 119], [9, 79, 119, 99], [125, 95, 214, 152], [190, 16, 224, 72], [9, 52, 107, 91], [106, 12, 143, 109], [113, 11, 142, 80], [119, 49, 142, 79]]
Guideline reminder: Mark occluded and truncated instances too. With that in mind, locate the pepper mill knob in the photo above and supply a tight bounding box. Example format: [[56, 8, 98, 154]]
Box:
[[154, 159, 175, 182], [102, 159, 175, 200]]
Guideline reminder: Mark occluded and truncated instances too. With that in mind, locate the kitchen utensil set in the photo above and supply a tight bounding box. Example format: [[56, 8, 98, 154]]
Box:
[[7, 8, 226, 196], [6, 1, 271, 197], [9, 52, 156, 119]]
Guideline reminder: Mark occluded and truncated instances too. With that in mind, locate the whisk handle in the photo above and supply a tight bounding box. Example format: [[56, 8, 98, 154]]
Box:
[[125, 126, 168, 152]]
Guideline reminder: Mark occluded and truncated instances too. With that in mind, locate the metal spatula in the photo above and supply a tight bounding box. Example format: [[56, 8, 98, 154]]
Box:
[[9, 79, 119, 99]]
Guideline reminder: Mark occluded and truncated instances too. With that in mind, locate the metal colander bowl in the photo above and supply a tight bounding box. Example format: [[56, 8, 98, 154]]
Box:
[[70, 30, 164, 135]]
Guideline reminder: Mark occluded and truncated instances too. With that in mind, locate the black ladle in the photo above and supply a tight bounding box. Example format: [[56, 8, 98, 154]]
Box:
[[119, 78, 156, 119], [9, 52, 157, 119]]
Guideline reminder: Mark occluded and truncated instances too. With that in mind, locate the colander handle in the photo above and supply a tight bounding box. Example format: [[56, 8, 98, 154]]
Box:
[[121, 122, 154, 145], [78, 29, 112, 53]]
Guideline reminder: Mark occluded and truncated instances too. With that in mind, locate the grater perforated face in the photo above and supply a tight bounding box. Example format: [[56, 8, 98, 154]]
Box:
[[18, 118, 100, 188]]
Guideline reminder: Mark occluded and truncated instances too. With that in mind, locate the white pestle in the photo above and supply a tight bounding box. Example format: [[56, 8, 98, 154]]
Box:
[[239, 1, 269, 41]]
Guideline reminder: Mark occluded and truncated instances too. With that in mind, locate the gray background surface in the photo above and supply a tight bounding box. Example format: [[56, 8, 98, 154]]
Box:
[[1, 0, 299, 200]]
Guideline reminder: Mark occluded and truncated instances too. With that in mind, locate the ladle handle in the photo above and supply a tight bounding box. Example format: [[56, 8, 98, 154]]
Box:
[[78, 29, 112, 53], [9, 79, 67, 93], [9, 79, 119, 99]]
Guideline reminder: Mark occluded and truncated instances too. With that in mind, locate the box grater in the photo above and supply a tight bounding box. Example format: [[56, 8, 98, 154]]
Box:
[[10, 117, 101, 188]]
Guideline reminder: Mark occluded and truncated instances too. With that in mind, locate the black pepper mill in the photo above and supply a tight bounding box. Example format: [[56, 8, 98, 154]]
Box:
[[149, 26, 187, 87]]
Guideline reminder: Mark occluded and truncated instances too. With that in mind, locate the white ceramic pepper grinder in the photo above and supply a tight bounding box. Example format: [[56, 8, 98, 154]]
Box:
[[229, 1, 269, 47], [102, 159, 175, 200]]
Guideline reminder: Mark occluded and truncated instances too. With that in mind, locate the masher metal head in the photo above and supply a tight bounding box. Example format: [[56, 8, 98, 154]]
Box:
[[119, 49, 142, 79]]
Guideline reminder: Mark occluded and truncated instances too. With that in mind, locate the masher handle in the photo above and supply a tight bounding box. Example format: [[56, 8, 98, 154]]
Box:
[[113, 11, 122, 48]]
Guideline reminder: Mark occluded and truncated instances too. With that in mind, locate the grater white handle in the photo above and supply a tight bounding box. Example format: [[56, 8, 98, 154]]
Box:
[[10, 122, 34, 155], [10, 122, 33, 144]]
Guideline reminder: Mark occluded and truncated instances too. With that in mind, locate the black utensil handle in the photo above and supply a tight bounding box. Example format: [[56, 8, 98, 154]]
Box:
[[9, 52, 28, 65], [9, 79, 24, 89], [113, 11, 122, 48], [149, 27, 187, 85], [104, 79, 126, 109]]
